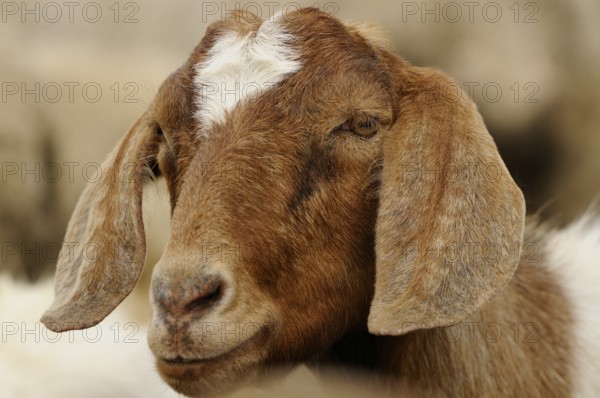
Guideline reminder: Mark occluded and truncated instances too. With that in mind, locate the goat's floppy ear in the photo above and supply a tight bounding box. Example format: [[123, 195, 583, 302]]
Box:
[[368, 65, 525, 335], [41, 116, 155, 332]]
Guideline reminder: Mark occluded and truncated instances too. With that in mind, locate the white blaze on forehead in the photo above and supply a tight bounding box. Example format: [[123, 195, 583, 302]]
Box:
[[194, 17, 301, 131]]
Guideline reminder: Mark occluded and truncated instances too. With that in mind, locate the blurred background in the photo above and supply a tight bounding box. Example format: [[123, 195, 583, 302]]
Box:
[[1, 0, 599, 396]]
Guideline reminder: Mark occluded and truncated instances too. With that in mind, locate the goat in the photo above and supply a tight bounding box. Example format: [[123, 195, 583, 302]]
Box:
[[40, 8, 600, 397]]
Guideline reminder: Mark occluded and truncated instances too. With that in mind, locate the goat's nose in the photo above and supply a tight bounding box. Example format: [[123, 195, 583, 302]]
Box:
[[153, 273, 225, 317]]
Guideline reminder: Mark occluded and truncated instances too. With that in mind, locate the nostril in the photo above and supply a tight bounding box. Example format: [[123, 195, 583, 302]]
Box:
[[184, 282, 223, 313], [153, 272, 227, 317]]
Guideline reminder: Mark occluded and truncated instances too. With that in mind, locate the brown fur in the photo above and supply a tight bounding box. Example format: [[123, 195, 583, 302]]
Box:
[[42, 8, 574, 398]]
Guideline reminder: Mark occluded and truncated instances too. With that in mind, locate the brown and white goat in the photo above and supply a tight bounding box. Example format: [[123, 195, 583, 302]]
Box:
[[41, 8, 600, 398]]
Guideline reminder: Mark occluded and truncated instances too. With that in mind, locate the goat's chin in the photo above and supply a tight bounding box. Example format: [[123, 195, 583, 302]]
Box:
[[157, 360, 260, 398]]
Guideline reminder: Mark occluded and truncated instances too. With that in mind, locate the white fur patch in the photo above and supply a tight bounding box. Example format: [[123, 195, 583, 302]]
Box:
[[194, 16, 301, 131], [543, 213, 600, 397]]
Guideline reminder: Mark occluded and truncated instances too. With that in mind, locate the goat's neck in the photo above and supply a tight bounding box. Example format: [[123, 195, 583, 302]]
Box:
[[319, 261, 574, 397]]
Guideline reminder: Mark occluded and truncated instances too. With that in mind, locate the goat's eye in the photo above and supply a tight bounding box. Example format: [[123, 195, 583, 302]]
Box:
[[334, 117, 379, 138]]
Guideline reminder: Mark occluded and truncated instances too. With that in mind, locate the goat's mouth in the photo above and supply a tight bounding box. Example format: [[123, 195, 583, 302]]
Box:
[[159, 356, 206, 370], [155, 328, 269, 397], [157, 339, 250, 379], [162, 356, 205, 365]]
